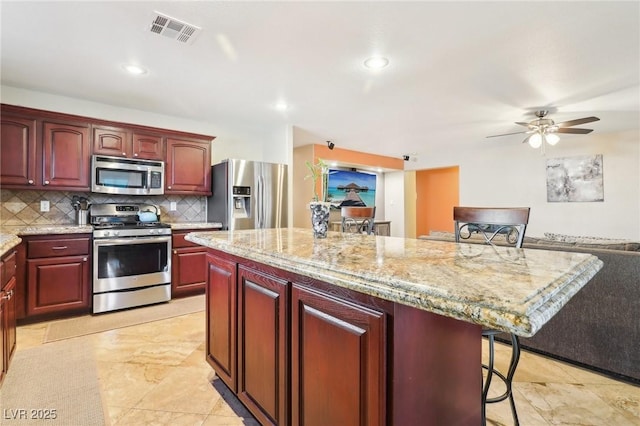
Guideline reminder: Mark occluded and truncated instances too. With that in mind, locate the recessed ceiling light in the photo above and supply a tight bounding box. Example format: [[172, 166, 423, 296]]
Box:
[[364, 56, 389, 70], [123, 64, 148, 75], [275, 102, 288, 112]]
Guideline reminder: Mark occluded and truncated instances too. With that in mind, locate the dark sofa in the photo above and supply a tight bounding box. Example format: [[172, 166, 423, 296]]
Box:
[[419, 232, 640, 384]]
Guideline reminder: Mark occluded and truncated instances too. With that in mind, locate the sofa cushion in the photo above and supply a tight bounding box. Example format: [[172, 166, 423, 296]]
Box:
[[543, 233, 640, 252]]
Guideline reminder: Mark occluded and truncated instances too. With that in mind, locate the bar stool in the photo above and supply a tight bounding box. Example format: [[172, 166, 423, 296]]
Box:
[[453, 206, 530, 426], [341, 206, 376, 235]]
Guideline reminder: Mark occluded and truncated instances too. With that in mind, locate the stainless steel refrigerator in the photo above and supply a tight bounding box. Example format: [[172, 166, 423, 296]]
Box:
[[207, 159, 288, 230]]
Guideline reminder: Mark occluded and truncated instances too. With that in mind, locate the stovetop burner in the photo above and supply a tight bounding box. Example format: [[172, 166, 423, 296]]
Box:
[[90, 202, 172, 237]]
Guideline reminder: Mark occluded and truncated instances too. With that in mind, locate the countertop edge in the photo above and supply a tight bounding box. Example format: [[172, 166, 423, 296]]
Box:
[[186, 230, 604, 336]]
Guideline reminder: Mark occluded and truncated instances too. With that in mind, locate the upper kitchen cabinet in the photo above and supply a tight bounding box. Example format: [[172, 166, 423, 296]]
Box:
[[166, 137, 212, 195], [42, 120, 91, 190], [0, 113, 37, 187], [0, 105, 91, 191], [1, 104, 215, 193], [93, 125, 164, 161]]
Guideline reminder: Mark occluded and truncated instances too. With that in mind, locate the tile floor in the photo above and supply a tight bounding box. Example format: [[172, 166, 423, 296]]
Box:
[[16, 312, 640, 425]]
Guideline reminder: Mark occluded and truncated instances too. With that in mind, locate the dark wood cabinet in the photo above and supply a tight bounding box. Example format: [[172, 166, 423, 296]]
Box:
[[172, 231, 207, 298], [166, 138, 211, 195], [0, 114, 37, 186], [291, 284, 386, 426], [206, 252, 237, 391], [24, 235, 91, 318], [1, 250, 18, 388], [42, 121, 91, 190], [132, 132, 164, 160], [92, 125, 130, 157], [93, 125, 164, 160], [1, 104, 214, 192], [237, 266, 288, 426], [204, 250, 388, 426]]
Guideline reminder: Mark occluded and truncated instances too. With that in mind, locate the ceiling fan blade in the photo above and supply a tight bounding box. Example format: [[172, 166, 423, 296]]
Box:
[[486, 130, 530, 138], [556, 116, 600, 127], [555, 127, 594, 134], [515, 121, 532, 127]]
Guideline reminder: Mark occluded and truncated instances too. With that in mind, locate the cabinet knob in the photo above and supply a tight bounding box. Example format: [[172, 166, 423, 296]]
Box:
[[173, 250, 177, 254], [83, 257, 88, 262], [134, 153, 138, 157], [168, 186, 172, 189], [44, 180, 50, 185], [122, 152, 126, 156], [28, 179, 34, 184]]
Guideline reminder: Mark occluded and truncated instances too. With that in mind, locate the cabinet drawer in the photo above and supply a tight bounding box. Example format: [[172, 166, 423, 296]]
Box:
[[173, 232, 202, 249], [28, 238, 90, 258], [1, 251, 17, 287]]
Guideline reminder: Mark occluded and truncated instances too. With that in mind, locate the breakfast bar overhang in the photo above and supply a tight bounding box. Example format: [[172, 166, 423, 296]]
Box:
[[186, 228, 603, 426]]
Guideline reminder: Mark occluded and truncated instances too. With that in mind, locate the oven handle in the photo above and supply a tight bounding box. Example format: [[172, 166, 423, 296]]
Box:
[[93, 235, 171, 246]]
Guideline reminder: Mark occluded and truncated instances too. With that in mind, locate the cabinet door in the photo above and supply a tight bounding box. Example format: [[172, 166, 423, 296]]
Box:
[[93, 125, 131, 157], [206, 253, 237, 391], [291, 284, 386, 426], [26, 255, 90, 317], [0, 114, 38, 187], [172, 247, 207, 297], [42, 121, 90, 190], [238, 266, 288, 426], [132, 132, 164, 160], [3, 276, 17, 371], [165, 138, 211, 194], [0, 291, 5, 386], [0, 115, 37, 186]]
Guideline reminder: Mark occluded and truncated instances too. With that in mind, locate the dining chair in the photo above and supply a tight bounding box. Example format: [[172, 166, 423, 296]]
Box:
[[453, 206, 530, 426], [340, 206, 376, 235]]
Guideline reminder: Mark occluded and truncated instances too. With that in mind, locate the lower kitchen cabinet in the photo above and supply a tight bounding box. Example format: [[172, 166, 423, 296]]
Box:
[[205, 251, 387, 426], [206, 252, 237, 392], [1, 250, 18, 388], [291, 284, 386, 426], [24, 235, 91, 318], [172, 231, 207, 298], [237, 266, 288, 426]]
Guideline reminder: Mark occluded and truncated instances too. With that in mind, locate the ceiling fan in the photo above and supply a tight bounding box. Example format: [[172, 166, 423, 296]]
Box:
[[487, 110, 600, 152]]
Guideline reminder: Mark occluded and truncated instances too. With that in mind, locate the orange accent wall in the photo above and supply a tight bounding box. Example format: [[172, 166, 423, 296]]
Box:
[[416, 166, 459, 236], [313, 144, 405, 170]]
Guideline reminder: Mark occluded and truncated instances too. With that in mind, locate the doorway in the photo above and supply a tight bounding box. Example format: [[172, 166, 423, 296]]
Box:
[[415, 166, 459, 237]]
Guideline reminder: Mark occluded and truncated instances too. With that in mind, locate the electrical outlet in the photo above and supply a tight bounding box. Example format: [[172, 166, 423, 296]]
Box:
[[40, 200, 50, 212], [170, 201, 177, 211]]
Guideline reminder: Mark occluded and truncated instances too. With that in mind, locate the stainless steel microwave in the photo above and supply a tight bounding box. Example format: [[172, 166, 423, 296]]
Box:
[[91, 155, 164, 195]]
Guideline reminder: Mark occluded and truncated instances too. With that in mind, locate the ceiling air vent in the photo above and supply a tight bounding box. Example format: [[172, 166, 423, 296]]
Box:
[[149, 12, 200, 44]]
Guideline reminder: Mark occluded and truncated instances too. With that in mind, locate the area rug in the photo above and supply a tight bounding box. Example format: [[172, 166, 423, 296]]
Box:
[[0, 339, 107, 425], [44, 294, 205, 343]]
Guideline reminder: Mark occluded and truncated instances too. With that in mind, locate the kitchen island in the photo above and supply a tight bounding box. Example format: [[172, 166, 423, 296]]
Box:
[[186, 228, 603, 426]]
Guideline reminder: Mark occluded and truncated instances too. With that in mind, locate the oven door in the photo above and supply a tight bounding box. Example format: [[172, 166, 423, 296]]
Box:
[[93, 235, 171, 293]]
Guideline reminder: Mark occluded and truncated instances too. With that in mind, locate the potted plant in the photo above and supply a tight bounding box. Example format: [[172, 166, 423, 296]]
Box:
[[305, 159, 331, 238]]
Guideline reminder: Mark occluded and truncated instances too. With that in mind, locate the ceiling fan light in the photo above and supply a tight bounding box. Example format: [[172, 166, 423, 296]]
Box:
[[528, 133, 542, 148], [546, 133, 560, 145]]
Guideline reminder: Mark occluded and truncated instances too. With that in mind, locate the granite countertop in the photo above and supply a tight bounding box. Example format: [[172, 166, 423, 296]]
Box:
[[0, 234, 22, 258], [1, 225, 94, 236], [186, 228, 603, 337], [170, 222, 223, 230]]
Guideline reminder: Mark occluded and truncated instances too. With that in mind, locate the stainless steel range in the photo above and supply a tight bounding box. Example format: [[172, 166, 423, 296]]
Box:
[[90, 203, 171, 314]]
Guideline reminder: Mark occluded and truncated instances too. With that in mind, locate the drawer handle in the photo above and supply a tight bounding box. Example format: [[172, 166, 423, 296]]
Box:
[[51, 246, 68, 250], [1, 290, 12, 301]]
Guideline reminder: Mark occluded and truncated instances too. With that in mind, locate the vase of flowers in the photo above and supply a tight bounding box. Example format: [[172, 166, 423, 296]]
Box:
[[306, 159, 331, 238]]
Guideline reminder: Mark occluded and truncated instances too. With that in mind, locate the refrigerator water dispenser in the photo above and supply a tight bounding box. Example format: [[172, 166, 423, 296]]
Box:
[[232, 186, 251, 219]]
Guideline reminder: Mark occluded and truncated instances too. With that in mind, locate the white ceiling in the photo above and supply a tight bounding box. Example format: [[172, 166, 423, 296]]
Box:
[[2, 1, 639, 161]]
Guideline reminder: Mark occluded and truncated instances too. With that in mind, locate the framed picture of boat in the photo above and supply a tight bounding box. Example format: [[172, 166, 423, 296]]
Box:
[[326, 169, 376, 208]]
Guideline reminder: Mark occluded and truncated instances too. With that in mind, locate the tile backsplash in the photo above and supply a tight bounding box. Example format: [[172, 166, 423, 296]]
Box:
[[0, 189, 206, 226]]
